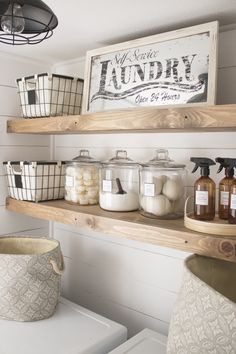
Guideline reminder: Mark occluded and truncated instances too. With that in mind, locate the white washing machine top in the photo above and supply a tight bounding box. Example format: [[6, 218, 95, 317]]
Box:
[[109, 328, 167, 354], [0, 297, 127, 354]]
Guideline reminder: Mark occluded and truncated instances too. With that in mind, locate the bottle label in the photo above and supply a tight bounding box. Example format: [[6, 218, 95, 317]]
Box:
[[66, 175, 74, 187], [230, 194, 236, 210], [144, 183, 155, 197], [102, 179, 112, 192], [220, 191, 229, 206], [195, 191, 208, 205]]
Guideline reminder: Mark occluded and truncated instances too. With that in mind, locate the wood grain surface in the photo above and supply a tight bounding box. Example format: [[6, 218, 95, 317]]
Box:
[[6, 197, 236, 263], [7, 104, 236, 134]]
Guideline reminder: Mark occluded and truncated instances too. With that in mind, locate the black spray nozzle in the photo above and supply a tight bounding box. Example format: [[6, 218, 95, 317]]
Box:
[[216, 157, 236, 176], [190, 157, 216, 176], [215, 157, 235, 176]]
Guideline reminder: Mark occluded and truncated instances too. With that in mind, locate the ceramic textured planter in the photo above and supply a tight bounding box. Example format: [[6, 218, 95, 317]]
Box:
[[0, 236, 64, 322], [167, 255, 236, 354]]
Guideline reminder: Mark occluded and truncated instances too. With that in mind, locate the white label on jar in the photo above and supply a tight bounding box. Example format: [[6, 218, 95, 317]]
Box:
[[220, 191, 229, 206], [102, 179, 112, 192], [195, 191, 208, 205], [144, 183, 155, 197], [66, 175, 74, 187], [230, 194, 236, 209]]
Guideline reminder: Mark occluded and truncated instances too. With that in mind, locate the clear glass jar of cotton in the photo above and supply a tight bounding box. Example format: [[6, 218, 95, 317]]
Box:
[[140, 149, 186, 219], [65, 149, 100, 205]]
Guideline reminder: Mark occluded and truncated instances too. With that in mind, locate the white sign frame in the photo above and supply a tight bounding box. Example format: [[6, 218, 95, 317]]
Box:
[[82, 21, 218, 114]]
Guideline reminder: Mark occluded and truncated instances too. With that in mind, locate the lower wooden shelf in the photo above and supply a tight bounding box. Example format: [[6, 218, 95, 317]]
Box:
[[5, 197, 236, 263]]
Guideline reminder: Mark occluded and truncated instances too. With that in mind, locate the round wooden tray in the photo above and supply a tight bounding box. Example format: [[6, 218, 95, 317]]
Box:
[[184, 197, 236, 236]]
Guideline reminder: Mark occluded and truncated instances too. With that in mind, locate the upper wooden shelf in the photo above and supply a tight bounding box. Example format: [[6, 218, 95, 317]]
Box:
[[6, 197, 236, 263], [7, 104, 236, 134]]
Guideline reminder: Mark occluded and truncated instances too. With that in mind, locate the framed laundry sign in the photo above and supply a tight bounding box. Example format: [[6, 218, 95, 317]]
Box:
[[82, 21, 218, 114]]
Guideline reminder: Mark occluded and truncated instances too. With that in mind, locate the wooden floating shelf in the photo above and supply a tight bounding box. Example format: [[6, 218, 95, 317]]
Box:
[[6, 197, 236, 263], [7, 104, 236, 134]]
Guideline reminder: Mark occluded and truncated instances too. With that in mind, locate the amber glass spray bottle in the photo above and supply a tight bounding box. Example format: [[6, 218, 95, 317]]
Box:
[[220, 158, 236, 224], [215, 157, 235, 220], [190, 158, 216, 221]]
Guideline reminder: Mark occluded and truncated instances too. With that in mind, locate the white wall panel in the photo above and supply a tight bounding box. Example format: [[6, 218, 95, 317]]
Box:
[[61, 257, 169, 338], [55, 131, 236, 149], [217, 67, 236, 104], [0, 86, 21, 117], [0, 146, 50, 175], [0, 53, 50, 240], [0, 53, 50, 86], [218, 29, 236, 68], [55, 228, 186, 293], [0, 116, 49, 146], [0, 207, 48, 234], [0, 176, 7, 205], [53, 57, 85, 79]]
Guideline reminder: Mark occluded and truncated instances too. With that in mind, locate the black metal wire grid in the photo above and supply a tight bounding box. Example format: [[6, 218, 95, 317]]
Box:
[[3, 161, 66, 202], [16, 73, 84, 118]]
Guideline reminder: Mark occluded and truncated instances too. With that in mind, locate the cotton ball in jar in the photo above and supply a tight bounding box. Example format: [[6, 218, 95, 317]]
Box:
[[79, 195, 89, 205], [75, 185, 86, 193], [142, 195, 171, 216], [69, 191, 80, 203], [83, 170, 92, 181], [87, 186, 99, 198], [84, 179, 94, 187], [162, 178, 182, 201]]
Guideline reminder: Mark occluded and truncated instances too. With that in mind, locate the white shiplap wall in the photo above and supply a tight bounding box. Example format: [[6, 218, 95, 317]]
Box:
[[53, 28, 236, 338], [0, 54, 51, 237]]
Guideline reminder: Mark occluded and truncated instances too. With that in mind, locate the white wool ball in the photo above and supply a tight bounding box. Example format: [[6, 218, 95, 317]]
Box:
[[162, 178, 182, 201], [142, 195, 171, 216]]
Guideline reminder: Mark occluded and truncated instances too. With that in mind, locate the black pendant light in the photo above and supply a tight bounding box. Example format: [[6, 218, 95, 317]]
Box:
[[0, 0, 58, 45]]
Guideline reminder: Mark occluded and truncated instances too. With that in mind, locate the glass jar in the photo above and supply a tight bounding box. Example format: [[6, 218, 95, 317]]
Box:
[[65, 149, 100, 205], [140, 149, 186, 219], [99, 150, 139, 211]]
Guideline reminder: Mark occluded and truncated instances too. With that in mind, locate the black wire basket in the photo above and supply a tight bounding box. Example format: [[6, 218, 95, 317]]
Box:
[[3, 161, 66, 202], [16, 73, 84, 118]]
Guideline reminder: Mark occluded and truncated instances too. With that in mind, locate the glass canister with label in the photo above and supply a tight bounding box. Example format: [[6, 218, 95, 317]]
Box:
[[140, 149, 186, 219], [65, 150, 100, 205], [99, 150, 140, 211]]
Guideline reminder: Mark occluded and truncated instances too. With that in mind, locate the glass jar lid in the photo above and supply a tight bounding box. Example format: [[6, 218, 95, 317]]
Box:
[[66, 149, 100, 165], [103, 150, 139, 166], [142, 149, 185, 169]]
